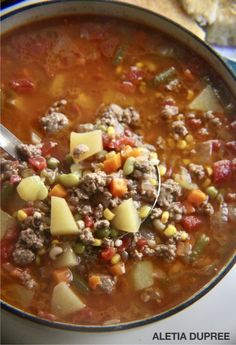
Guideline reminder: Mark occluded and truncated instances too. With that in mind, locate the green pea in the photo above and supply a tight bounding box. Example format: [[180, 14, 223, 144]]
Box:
[[74, 213, 82, 221], [206, 186, 218, 199], [47, 157, 60, 169], [123, 157, 135, 175], [74, 243, 85, 255], [96, 228, 111, 238], [110, 228, 119, 238], [64, 154, 74, 166], [59, 173, 80, 187]]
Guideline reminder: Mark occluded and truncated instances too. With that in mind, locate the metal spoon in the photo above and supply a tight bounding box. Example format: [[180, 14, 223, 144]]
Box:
[[0, 123, 161, 221], [0, 124, 23, 160]]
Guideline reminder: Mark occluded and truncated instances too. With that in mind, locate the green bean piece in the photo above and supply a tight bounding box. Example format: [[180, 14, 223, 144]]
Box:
[[123, 157, 135, 175], [206, 186, 218, 199], [96, 228, 111, 239], [110, 228, 119, 238], [59, 173, 80, 187], [153, 66, 176, 86], [190, 234, 210, 262], [64, 154, 74, 166], [74, 242, 85, 255], [113, 44, 128, 66], [72, 272, 90, 294], [74, 213, 82, 221], [47, 157, 60, 169]]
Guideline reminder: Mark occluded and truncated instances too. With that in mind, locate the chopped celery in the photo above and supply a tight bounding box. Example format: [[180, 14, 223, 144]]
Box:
[[190, 234, 210, 262], [113, 44, 128, 65], [72, 272, 90, 294], [153, 67, 176, 86]]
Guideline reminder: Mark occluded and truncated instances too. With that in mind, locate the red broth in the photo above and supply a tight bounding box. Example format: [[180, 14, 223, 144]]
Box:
[[1, 16, 236, 325]]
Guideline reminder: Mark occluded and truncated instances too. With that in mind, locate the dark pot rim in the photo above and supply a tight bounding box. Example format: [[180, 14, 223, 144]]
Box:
[[1, 0, 236, 333]]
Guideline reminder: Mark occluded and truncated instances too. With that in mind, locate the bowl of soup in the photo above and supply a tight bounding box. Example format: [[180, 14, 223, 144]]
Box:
[[1, 0, 236, 332]]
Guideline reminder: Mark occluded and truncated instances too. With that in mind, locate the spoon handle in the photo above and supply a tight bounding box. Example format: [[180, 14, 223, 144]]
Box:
[[0, 124, 23, 159]]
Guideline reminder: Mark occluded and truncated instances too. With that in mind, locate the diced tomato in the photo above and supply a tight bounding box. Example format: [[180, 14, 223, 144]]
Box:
[[41, 141, 58, 157], [38, 310, 57, 321], [84, 215, 94, 228], [211, 140, 222, 152], [181, 216, 202, 232], [101, 247, 116, 261], [3, 227, 19, 241], [118, 235, 132, 252], [22, 207, 34, 216], [1, 239, 15, 262], [213, 160, 232, 184], [71, 307, 93, 323], [10, 79, 35, 93], [187, 118, 202, 130], [10, 175, 21, 184], [28, 156, 47, 171], [100, 36, 119, 58], [125, 66, 145, 85], [184, 69, 195, 81], [225, 141, 236, 153], [137, 238, 147, 249], [119, 81, 136, 94], [103, 134, 135, 151]]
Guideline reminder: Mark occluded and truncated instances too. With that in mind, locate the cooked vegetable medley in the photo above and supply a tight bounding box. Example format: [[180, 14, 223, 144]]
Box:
[[1, 16, 236, 326]]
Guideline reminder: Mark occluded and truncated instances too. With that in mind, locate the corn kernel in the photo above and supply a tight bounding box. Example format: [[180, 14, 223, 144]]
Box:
[[111, 253, 121, 265], [17, 210, 27, 222], [155, 92, 162, 99], [146, 61, 156, 72], [176, 114, 184, 121], [159, 164, 167, 176], [176, 140, 187, 150], [206, 186, 218, 199], [92, 239, 102, 247], [150, 152, 158, 160], [135, 62, 144, 68], [139, 81, 146, 94], [107, 126, 115, 137], [98, 124, 107, 131], [103, 208, 115, 221], [150, 178, 157, 186], [202, 178, 211, 188], [38, 248, 46, 256], [139, 205, 152, 219], [161, 211, 169, 224], [180, 231, 189, 241], [205, 166, 213, 176], [182, 159, 191, 165], [187, 89, 194, 100], [167, 138, 175, 149], [116, 65, 123, 75], [185, 134, 194, 143], [164, 225, 177, 237]]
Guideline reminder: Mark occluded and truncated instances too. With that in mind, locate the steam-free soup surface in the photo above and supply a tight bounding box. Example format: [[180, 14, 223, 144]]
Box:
[[1, 16, 236, 325]]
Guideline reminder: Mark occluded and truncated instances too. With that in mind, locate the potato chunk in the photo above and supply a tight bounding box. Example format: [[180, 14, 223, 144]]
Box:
[[51, 282, 85, 317], [50, 197, 79, 236], [54, 243, 78, 268], [70, 130, 103, 162], [17, 175, 48, 201], [189, 85, 223, 112], [112, 198, 141, 233], [131, 261, 154, 291]]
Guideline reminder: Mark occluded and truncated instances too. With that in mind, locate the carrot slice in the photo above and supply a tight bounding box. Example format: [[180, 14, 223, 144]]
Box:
[[103, 153, 122, 173], [110, 262, 126, 276], [49, 184, 67, 198], [52, 267, 72, 284], [88, 275, 101, 290], [187, 189, 207, 206], [121, 145, 142, 161], [110, 178, 128, 197]]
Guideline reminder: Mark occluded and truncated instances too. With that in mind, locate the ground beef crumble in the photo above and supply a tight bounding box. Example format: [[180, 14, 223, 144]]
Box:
[[158, 179, 182, 208]]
